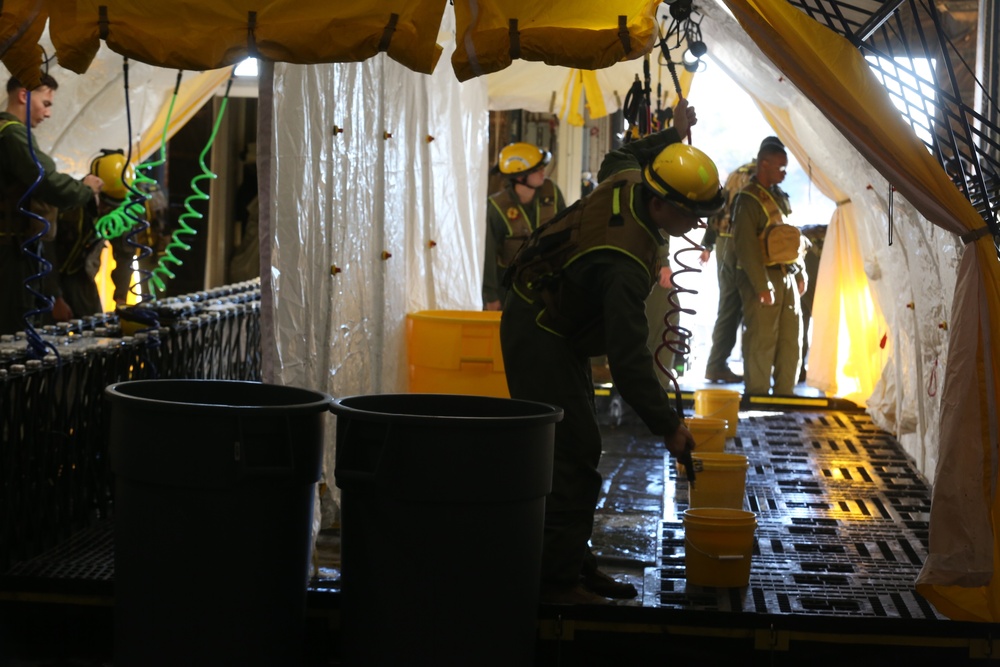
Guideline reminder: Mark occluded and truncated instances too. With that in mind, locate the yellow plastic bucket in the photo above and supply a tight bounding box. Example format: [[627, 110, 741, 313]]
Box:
[[694, 389, 741, 438], [685, 416, 728, 453], [683, 508, 757, 588], [688, 453, 749, 510]]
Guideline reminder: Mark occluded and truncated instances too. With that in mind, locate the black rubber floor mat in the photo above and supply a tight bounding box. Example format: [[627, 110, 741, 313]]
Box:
[[657, 410, 944, 620]]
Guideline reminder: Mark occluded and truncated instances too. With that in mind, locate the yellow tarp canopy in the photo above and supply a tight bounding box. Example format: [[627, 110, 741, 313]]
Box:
[[451, 1, 662, 81], [1, 1, 662, 90], [0, 1, 48, 87]]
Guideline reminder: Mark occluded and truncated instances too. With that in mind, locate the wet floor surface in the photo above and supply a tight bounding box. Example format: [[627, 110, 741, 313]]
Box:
[[586, 423, 666, 605], [4, 400, 988, 666], [308, 419, 664, 606], [314, 403, 940, 619]]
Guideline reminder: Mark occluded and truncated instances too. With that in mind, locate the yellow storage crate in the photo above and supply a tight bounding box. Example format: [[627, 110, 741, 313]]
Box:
[[406, 310, 509, 398]]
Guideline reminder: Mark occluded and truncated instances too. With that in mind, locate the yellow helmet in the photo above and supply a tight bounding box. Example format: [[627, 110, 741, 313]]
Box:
[[90, 149, 135, 200], [642, 143, 726, 217], [498, 142, 551, 176]]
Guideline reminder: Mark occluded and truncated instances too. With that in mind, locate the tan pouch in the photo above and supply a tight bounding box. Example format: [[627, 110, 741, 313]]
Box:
[[760, 223, 802, 265]]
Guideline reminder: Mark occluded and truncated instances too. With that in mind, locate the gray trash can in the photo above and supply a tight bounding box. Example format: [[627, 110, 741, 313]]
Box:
[[332, 393, 562, 667], [107, 379, 332, 667]]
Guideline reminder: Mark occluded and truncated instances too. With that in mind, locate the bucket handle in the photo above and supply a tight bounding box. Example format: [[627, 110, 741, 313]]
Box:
[[685, 537, 749, 561], [235, 412, 296, 476], [333, 417, 392, 484], [696, 395, 739, 420], [697, 406, 730, 420]]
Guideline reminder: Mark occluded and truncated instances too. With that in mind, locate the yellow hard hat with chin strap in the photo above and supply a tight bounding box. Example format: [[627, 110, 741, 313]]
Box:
[[90, 149, 135, 201], [643, 143, 726, 217], [498, 142, 551, 176]]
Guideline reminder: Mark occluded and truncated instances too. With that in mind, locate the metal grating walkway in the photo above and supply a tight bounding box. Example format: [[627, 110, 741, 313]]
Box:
[[654, 410, 944, 620]]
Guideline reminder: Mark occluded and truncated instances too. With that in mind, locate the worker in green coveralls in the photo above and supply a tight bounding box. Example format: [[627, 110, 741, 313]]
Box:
[[729, 136, 806, 396], [501, 98, 725, 605], [0, 74, 103, 334], [482, 142, 566, 310]]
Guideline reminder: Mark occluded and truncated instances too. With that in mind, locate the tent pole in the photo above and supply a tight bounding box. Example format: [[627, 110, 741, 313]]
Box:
[[555, 122, 584, 205]]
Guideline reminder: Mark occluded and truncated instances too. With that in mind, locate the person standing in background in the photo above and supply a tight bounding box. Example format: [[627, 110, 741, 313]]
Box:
[[700, 160, 755, 384], [0, 74, 102, 334], [482, 142, 565, 310], [798, 223, 826, 382], [730, 136, 806, 396]]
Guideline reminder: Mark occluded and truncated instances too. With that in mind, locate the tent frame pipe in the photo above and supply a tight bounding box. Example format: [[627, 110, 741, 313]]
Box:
[[853, 0, 908, 45]]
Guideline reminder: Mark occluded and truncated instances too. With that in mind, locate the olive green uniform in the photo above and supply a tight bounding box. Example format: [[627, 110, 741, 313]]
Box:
[[53, 205, 105, 318], [704, 162, 755, 376], [730, 178, 805, 395], [0, 112, 96, 334], [799, 224, 826, 379], [482, 179, 564, 308], [501, 128, 683, 589]]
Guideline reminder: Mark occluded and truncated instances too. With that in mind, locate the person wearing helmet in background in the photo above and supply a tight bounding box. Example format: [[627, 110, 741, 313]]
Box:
[[729, 136, 805, 396], [500, 98, 725, 605], [49, 149, 133, 319], [0, 74, 103, 334], [482, 142, 565, 310], [700, 159, 756, 384]]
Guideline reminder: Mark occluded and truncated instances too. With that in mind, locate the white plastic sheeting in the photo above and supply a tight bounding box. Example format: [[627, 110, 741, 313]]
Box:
[[261, 10, 489, 498], [485, 57, 647, 124], [700, 2, 960, 481], [260, 0, 965, 504]]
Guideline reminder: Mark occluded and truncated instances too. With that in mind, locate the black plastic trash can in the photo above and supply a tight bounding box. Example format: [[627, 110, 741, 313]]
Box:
[[331, 393, 562, 667], [107, 379, 332, 667]]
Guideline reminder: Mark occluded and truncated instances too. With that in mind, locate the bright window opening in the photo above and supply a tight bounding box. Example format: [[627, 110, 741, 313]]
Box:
[[866, 56, 936, 146]]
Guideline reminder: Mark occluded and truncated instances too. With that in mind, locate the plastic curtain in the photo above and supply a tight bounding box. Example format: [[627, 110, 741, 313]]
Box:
[[483, 56, 681, 127], [263, 6, 489, 509], [135, 68, 234, 163]]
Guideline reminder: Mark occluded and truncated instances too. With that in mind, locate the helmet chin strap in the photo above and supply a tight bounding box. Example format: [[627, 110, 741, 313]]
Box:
[[514, 170, 543, 190]]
